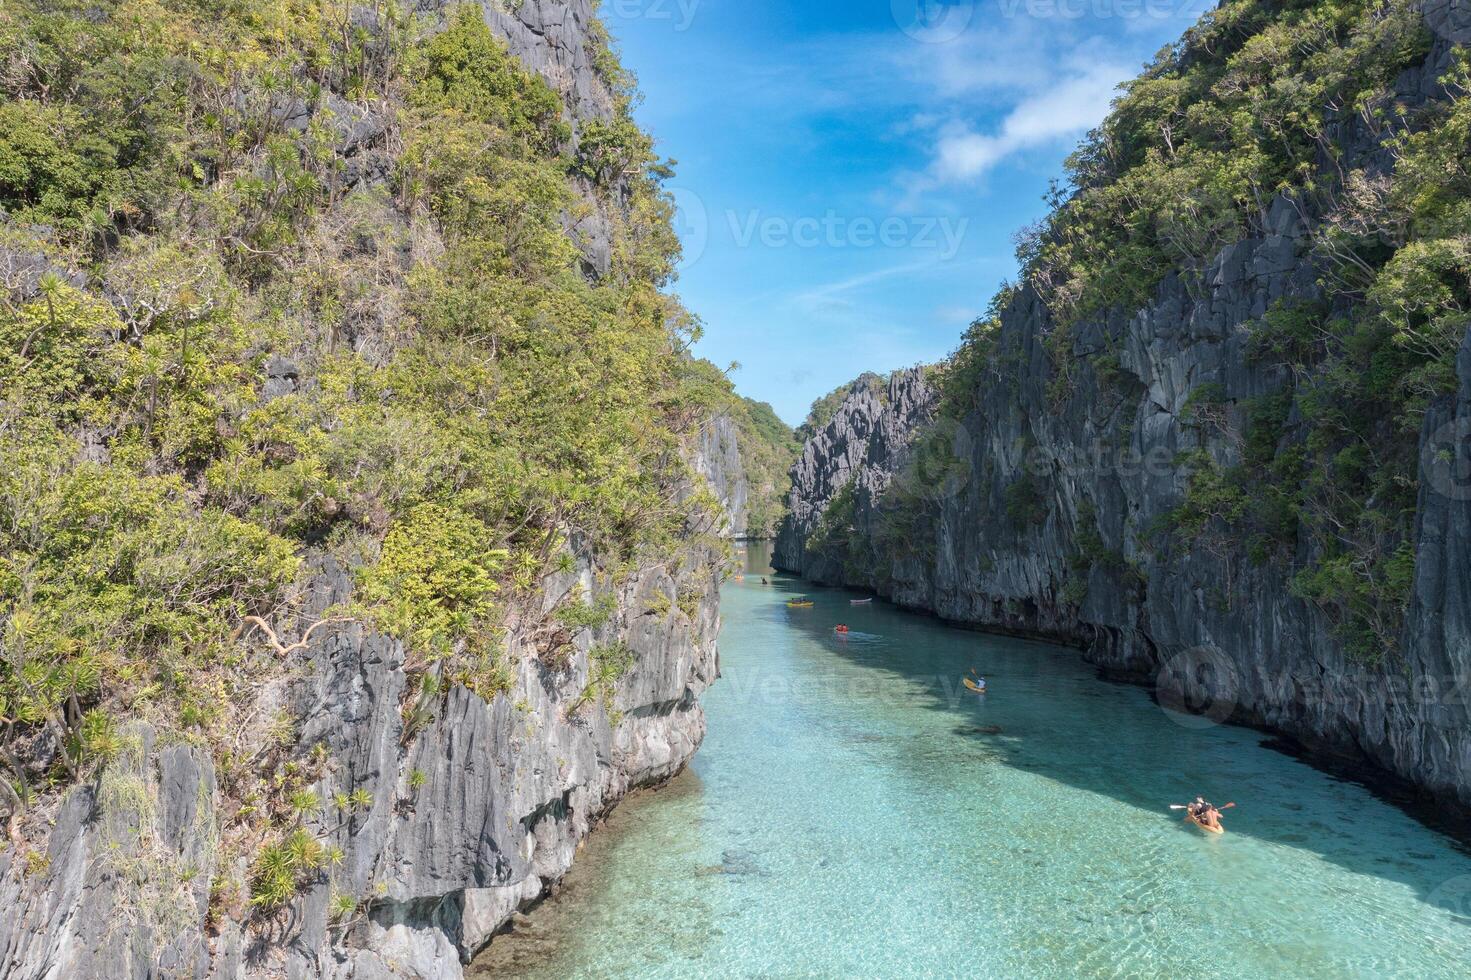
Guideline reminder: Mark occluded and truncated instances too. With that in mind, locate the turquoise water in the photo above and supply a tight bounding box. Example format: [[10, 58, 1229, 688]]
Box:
[[474, 544, 1471, 978]]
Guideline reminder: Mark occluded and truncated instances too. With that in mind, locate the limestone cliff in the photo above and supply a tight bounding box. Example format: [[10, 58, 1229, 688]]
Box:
[[774, 369, 937, 580], [776, 7, 1471, 810], [480, 0, 622, 277], [691, 394, 800, 540], [0, 3, 727, 977], [693, 414, 751, 538], [0, 549, 719, 979]]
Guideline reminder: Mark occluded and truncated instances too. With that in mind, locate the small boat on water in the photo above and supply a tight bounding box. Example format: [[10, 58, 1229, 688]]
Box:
[[850, 598, 873, 605], [1173, 801, 1233, 834], [1185, 811, 1224, 834], [963, 678, 986, 694], [786, 599, 814, 608]]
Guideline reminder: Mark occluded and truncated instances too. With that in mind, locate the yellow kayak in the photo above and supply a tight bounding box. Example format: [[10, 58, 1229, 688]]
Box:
[[963, 678, 986, 694], [786, 600, 813, 608]]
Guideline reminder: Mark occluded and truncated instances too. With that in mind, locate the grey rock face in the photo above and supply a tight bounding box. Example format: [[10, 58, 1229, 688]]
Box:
[[475, 0, 616, 126], [0, 545, 720, 980], [475, 0, 621, 278], [0, 5, 720, 976], [0, 727, 219, 980], [1424, 0, 1471, 42], [0, 234, 85, 301], [286, 544, 720, 979], [693, 413, 751, 537], [774, 369, 936, 578], [780, 300, 1471, 813], [774, 27, 1471, 809], [263, 355, 302, 400]]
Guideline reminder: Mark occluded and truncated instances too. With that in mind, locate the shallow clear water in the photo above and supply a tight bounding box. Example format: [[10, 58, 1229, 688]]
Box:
[[474, 543, 1471, 978]]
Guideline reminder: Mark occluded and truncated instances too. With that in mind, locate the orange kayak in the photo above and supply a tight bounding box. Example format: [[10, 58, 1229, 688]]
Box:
[[1186, 811, 1223, 834]]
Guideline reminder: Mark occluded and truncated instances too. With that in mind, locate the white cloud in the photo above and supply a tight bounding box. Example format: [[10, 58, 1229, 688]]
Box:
[[930, 61, 1131, 183], [913, 20, 1055, 97]]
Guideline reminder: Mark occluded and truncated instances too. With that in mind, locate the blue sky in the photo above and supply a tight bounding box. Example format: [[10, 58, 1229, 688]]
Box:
[[604, 0, 1210, 424]]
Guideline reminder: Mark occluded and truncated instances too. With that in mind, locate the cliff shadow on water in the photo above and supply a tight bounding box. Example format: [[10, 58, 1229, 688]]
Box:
[[472, 569, 1471, 977], [760, 573, 1471, 909]]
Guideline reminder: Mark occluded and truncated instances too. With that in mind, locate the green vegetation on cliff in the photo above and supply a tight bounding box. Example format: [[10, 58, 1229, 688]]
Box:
[[734, 395, 800, 537], [1017, 0, 1433, 327], [664, 355, 799, 538], [932, 0, 1469, 662], [0, 0, 735, 903]]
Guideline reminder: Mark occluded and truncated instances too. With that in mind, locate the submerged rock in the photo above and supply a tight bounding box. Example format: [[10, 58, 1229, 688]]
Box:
[[695, 848, 767, 877]]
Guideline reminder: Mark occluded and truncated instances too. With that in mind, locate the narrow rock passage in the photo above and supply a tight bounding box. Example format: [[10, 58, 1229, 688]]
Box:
[[474, 544, 1471, 978]]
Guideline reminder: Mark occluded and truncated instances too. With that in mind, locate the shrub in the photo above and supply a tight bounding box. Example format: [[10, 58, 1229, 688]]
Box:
[[1003, 473, 1049, 529], [556, 591, 617, 631], [357, 503, 507, 663], [249, 829, 328, 912]]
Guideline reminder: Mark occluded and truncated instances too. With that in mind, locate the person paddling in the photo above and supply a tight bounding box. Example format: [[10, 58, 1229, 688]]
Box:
[[1181, 797, 1233, 831]]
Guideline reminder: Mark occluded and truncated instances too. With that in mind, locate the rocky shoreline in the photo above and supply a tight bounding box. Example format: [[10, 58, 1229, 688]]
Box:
[[0, 539, 723, 979], [775, 326, 1471, 827]]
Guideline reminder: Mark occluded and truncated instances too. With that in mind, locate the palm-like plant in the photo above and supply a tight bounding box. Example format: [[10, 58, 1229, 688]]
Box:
[[0, 690, 33, 814]]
